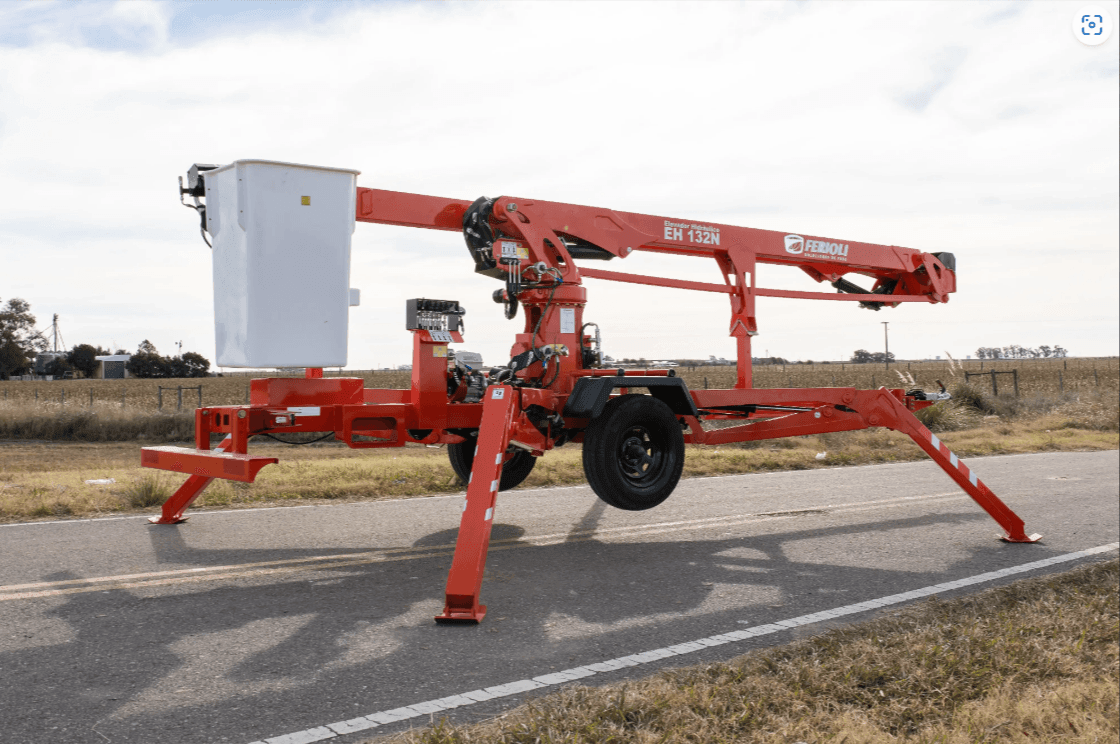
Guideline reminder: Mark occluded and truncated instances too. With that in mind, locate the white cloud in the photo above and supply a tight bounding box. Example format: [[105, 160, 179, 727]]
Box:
[[0, 0, 1116, 367]]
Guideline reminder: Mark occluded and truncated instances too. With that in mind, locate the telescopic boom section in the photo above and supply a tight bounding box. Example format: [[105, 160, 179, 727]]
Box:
[[356, 187, 956, 388], [355, 187, 955, 302]]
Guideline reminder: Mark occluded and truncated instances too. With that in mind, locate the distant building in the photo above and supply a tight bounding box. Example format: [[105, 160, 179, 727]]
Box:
[[94, 354, 133, 379], [33, 352, 66, 375]]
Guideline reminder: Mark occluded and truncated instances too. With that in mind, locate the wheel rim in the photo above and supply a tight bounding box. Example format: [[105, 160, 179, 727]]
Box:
[[617, 425, 664, 485]]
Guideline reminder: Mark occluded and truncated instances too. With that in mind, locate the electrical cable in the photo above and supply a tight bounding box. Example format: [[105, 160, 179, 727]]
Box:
[[180, 196, 212, 249], [528, 280, 561, 386], [260, 431, 336, 445], [530, 271, 562, 350], [531, 286, 558, 348], [542, 354, 562, 388]]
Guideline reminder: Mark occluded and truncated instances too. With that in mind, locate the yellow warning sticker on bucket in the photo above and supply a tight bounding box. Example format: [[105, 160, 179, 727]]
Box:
[[301, 196, 311, 206], [432, 345, 448, 358]]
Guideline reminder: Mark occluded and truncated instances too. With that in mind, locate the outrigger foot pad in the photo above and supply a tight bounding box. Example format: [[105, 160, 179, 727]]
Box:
[[1001, 532, 1043, 543], [148, 516, 188, 524], [435, 605, 487, 624]]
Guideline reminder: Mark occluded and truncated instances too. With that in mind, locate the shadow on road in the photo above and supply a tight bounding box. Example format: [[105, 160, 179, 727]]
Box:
[[0, 498, 1050, 744]]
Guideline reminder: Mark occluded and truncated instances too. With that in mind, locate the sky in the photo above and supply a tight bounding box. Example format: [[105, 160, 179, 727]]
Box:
[[1, 0, 1117, 371]]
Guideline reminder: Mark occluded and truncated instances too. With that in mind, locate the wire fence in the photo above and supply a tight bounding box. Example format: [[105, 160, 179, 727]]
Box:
[[0, 359, 1117, 409]]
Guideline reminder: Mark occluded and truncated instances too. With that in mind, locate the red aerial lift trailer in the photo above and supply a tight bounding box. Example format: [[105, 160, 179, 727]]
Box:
[[143, 160, 1039, 624]]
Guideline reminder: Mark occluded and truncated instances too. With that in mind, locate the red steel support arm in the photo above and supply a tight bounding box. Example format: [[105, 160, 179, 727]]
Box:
[[436, 385, 519, 623]]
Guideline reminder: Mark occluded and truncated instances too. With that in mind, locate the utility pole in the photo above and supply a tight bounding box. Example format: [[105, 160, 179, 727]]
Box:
[[882, 321, 890, 371]]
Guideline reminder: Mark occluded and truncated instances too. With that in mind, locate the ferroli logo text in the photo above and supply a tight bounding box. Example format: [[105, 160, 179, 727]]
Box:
[[784, 234, 849, 261]]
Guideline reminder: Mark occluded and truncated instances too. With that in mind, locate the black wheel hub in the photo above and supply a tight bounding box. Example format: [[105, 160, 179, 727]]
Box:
[[618, 426, 663, 483]]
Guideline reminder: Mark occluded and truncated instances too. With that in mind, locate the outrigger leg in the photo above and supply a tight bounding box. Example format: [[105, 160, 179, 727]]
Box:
[[146, 436, 233, 524], [859, 390, 1042, 543], [436, 385, 519, 623]]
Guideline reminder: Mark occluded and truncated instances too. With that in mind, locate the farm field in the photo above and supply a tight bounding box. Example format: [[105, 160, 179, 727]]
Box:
[[681, 356, 1120, 397], [0, 356, 1116, 523], [0, 369, 413, 410], [0, 357, 1116, 410]]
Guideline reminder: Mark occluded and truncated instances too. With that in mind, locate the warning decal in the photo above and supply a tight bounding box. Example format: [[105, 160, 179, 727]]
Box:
[[560, 308, 576, 334]]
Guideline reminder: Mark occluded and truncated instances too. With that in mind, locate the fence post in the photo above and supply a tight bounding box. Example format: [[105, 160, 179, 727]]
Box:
[[158, 387, 163, 410], [89, 388, 93, 407], [704, 377, 708, 390], [990, 369, 998, 396], [1059, 371, 1063, 393], [1094, 369, 1099, 387], [871, 375, 875, 388], [61, 388, 65, 406], [121, 390, 125, 408], [197, 386, 203, 408], [35, 389, 38, 402], [1013, 369, 1019, 398], [177, 386, 183, 412]]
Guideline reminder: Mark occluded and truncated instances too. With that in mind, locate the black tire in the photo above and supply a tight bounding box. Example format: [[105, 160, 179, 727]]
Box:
[[582, 394, 685, 510], [448, 439, 537, 491]]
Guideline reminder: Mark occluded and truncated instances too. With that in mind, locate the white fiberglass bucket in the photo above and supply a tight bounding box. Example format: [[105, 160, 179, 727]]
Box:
[[204, 160, 360, 368]]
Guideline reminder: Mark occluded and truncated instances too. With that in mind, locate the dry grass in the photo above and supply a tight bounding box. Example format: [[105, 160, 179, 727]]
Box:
[[0, 369, 412, 409], [0, 408, 1115, 522], [0, 360, 1114, 443], [122, 471, 173, 508], [372, 559, 1119, 744], [0, 400, 195, 442], [912, 383, 1120, 434], [677, 356, 1120, 396], [0, 370, 409, 442], [0, 359, 1114, 412]]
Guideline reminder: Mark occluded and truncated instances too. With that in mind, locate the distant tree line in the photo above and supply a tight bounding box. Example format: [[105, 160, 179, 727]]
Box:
[[850, 349, 896, 364], [126, 340, 210, 378], [48, 344, 115, 378], [975, 345, 1067, 359], [0, 297, 210, 379]]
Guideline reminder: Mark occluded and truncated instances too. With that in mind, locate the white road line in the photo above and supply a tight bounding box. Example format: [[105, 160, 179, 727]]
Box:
[[247, 542, 1120, 744]]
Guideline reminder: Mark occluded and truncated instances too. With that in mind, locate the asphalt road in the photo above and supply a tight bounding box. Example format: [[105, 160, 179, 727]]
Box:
[[1, 450, 1117, 744]]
